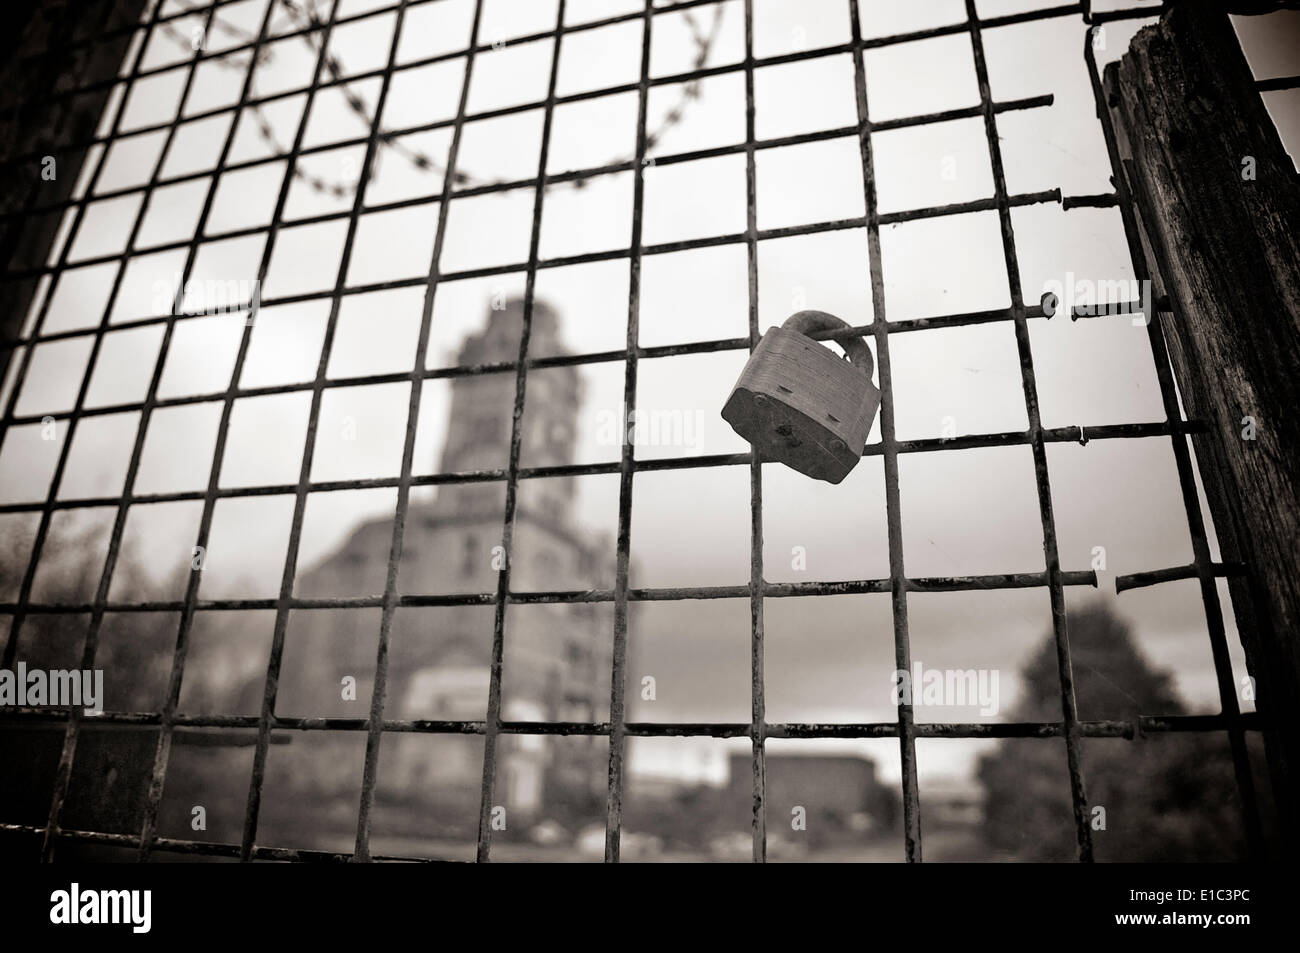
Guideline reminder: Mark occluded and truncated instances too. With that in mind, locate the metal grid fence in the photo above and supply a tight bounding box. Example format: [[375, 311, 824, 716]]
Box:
[[0, 0, 1284, 862]]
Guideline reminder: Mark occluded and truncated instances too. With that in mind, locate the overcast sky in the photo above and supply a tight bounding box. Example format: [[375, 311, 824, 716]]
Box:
[[2, 0, 1297, 790]]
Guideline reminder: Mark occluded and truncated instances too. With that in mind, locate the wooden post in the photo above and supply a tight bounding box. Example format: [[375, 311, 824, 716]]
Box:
[[1105, 1, 1300, 846]]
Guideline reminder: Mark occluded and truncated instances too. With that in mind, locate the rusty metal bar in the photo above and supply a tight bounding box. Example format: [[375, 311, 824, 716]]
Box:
[[0, 0, 1277, 865], [0, 422, 1196, 519], [7, 229, 1075, 360], [0, 567, 1103, 616], [741, 0, 767, 865], [4, 0, 717, 123], [603, 0, 654, 866], [966, 0, 1093, 861], [0, 0, 177, 673], [337, 0, 481, 861], [847, 0, 922, 863], [2, 0, 264, 68], [1083, 25, 1264, 856], [0, 0, 1085, 176], [352, 0, 484, 863], [1, 821, 465, 863], [473, 0, 556, 864], [125, 0, 291, 860], [38, 0, 251, 860], [1256, 74, 1300, 91], [0, 88, 1056, 229], [9, 0, 181, 862], [0, 710, 1263, 739], [1115, 562, 1247, 593], [124, 0, 346, 861], [231, 0, 386, 862], [0, 181, 1062, 296]]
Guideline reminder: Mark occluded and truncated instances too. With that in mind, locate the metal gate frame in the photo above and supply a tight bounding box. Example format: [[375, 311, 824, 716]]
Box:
[[0, 0, 1284, 862]]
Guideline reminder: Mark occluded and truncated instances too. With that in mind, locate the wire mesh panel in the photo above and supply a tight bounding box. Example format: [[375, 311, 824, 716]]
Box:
[[0, 0, 1295, 862]]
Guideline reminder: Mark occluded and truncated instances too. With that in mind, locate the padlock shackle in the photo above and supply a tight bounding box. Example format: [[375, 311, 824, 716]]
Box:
[[782, 310, 874, 378]]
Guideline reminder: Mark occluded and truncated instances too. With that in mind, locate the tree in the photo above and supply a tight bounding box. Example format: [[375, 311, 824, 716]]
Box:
[[0, 526, 260, 860], [978, 601, 1249, 861]]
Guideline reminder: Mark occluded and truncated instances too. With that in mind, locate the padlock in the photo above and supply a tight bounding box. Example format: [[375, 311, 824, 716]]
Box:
[[721, 310, 880, 484]]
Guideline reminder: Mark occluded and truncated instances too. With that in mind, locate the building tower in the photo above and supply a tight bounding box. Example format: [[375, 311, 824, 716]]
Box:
[[272, 297, 612, 846]]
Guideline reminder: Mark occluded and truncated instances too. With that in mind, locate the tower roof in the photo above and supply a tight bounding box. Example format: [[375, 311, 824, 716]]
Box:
[[457, 296, 563, 365]]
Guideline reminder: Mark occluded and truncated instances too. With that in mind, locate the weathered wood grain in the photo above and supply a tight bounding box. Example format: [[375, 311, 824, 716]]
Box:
[[1106, 0, 1300, 841]]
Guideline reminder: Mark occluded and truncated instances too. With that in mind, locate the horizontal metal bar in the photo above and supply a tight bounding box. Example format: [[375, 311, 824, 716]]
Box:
[[0, 0, 711, 127], [1061, 192, 1118, 209], [0, 568, 1101, 615], [19, 209, 1073, 347], [1082, 19, 1265, 857], [9, 263, 1064, 358], [0, 88, 1054, 226], [0, 721, 289, 745], [2, 181, 1060, 290], [1066, 296, 1171, 321], [1086, 5, 1165, 25], [1, 0, 1266, 866], [0, 420, 1197, 517], [0, 0, 255, 74], [1137, 714, 1261, 733], [3, 301, 1112, 431], [1257, 75, 1300, 92], [0, 712, 1263, 738], [0, 822, 457, 863], [0, 0, 1083, 174], [1115, 561, 1247, 593]]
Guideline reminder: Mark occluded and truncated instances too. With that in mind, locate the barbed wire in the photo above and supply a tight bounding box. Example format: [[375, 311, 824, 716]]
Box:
[[161, 0, 724, 198]]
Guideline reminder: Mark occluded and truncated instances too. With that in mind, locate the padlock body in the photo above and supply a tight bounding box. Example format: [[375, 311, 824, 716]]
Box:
[[722, 326, 881, 483]]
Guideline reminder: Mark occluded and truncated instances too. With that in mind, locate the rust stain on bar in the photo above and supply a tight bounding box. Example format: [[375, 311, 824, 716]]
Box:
[[1085, 19, 1266, 854], [966, 0, 1094, 862], [474, 0, 559, 864]]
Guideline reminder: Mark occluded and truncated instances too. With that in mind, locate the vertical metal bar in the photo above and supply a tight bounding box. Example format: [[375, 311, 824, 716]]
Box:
[[24, 0, 186, 861], [965, 0, 1093, 861], [234, 0, 402, 862], [741, 0, 766, 865], [0, 0, 173, 671], [131, 0, 352, 861], [1, 0, 1267, 866], [1083, 29, 1263, 858], [471, 0, 565, 864], [43, 0, 234, 861], [0, 0, 124, 388], [0, 0, 140, 453], [847, 0, 922, 862], [604, 0, 654, 865], [460, 0, 570, 863], [356, 0, 485, 863]]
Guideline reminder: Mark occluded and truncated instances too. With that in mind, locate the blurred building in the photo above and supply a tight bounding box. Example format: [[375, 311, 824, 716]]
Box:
[[726, 752, 898, 840], [276, 297, 613, 839]]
